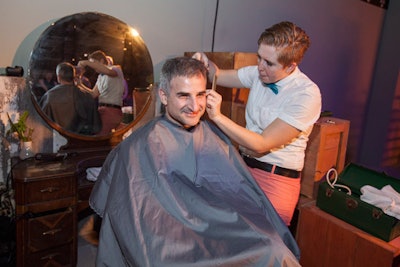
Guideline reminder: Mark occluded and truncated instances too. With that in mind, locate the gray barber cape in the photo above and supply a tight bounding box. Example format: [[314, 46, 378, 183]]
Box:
[[90, 116, 301, 267]]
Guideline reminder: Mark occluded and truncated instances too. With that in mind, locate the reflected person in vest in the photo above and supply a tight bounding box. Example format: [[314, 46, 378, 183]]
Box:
[[78, 50, 125, 135]]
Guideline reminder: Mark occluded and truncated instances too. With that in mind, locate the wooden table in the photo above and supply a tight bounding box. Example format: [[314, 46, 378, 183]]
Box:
[[296, 203, 400, 267]]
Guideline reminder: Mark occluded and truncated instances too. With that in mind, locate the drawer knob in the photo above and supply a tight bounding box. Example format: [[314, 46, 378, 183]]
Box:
[[42, 228, 62, 236], [346, 198, 358, 209], [40, 187, 60, 193], [372, 208, 383, 219], [41, 252, 61, 260]]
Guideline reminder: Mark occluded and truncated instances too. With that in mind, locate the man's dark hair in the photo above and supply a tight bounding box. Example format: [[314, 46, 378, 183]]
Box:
[[159, 57, 207, 95], [56, 62, 75, 83], [88, 50, 108, 63], [258, 21, 310, 67]]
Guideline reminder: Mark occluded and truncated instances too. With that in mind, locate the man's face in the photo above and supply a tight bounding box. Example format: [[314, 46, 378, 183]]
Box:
[[257, 44, 294, 84], [159, 75, 207, 129]]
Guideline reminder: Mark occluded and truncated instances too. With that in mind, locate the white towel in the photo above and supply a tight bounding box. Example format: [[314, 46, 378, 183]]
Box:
[[86, 167, 102, 182], [360, 185, 400, 220]]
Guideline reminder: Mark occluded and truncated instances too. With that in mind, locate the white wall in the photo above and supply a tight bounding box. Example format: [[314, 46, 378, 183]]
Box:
[[1, 0, 384, 83], [1, 0, 216, 81]]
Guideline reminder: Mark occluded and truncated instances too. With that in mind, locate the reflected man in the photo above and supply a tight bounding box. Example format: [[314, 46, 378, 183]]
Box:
[[39, 62, 101, 135]]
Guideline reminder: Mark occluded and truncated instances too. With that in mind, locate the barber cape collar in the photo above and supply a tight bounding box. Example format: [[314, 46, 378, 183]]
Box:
[[263, 82, 279, 94]]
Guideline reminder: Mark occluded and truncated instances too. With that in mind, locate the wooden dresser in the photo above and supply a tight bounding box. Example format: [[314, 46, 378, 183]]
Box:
[[12, 153, 107, 267], [13, 158, 78, 267]]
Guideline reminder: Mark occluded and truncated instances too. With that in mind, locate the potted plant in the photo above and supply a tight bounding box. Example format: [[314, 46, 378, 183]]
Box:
[[6, 111, 34, 159]]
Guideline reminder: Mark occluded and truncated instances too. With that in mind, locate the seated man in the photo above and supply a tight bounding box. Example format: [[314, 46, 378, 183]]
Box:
[[90, 57, 300, 266], [39, 62, 101, 135]]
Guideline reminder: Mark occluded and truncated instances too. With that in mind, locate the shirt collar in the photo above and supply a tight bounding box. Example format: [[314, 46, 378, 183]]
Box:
[[275, 66, 300, 88]]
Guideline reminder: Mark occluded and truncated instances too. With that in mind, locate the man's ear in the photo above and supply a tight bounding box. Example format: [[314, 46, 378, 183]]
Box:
[[158, 89, 168, 105]]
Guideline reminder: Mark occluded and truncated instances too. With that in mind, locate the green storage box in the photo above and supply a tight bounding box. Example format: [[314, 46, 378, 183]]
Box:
[[316, 163, 400, 241]]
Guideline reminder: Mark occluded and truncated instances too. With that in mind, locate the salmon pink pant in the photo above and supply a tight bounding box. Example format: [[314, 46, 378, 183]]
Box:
[[248, 166, 301, 226]]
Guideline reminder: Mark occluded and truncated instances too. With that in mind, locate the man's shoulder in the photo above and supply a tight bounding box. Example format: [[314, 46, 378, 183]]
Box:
[[43, 85, 66, 97], [202, 119, 232, 144], [121, 117, 161, 142]]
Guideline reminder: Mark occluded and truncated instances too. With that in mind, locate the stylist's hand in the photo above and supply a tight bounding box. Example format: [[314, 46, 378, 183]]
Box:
[[77, 60, 88, 68], [192, 52, 209, 69], [206, 89, 223, 121], [192, 52, 218, 81]]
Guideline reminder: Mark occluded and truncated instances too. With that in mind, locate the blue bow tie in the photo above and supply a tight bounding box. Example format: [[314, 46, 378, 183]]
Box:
[[263, 83, 279, 94]]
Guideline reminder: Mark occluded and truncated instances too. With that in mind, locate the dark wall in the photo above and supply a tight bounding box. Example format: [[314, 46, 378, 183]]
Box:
[[359, 0, 400, 176]]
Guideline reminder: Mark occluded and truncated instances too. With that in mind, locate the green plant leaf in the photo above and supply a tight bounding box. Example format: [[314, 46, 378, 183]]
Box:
[[6, 111, 33, 141]]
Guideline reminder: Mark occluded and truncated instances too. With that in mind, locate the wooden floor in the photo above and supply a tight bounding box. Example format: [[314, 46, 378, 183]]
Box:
[[77, 215, 98, 267]]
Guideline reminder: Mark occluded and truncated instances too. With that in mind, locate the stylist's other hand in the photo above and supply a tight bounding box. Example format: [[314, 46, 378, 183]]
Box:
[[77, 60, 87, 68], [206, 90, 223, 120], [192, 52, 219, 82], [192, 52, 209, 69]]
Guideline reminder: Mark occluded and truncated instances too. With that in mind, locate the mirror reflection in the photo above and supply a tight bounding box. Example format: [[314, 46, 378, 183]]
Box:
[[28, 12, 153, 137]]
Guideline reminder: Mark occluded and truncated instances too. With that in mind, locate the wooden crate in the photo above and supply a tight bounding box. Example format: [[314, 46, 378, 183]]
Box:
[[301, 117, 350, 198]]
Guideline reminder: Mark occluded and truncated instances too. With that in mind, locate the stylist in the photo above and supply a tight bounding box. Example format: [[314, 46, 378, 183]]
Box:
[[193, 21, 321, 225], [78, 50, 125, 135]]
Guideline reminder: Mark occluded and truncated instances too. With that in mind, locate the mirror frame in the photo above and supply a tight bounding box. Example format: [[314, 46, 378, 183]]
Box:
[[28, 12, 154, 151], [31, 91, 153, 151]]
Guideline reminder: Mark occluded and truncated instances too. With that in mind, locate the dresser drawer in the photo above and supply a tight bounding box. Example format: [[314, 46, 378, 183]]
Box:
[[27, 243, 74, 267], [16, 175, 75, 205], [28, 208, 74, 252]]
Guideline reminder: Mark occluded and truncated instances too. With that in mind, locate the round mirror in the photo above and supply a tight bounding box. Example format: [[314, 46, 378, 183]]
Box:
[[28, 12, 154, 148]]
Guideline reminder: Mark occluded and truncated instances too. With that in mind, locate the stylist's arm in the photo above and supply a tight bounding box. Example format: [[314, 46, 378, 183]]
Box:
[[206, 89, 300, 157]]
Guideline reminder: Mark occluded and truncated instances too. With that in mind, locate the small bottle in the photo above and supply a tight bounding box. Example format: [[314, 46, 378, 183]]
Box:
[[19, 141, 35, 160]]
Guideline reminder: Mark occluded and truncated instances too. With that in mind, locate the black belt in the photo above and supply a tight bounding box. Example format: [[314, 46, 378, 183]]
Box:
[[241, 154, 300, 178], [99, 103, 121, 109]]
